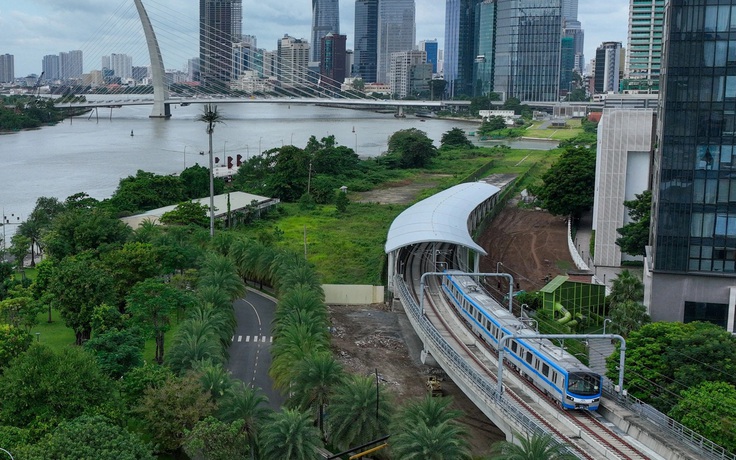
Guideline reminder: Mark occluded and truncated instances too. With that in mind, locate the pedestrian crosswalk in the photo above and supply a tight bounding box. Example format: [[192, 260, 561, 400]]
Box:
[[231, 335, 273, 343]]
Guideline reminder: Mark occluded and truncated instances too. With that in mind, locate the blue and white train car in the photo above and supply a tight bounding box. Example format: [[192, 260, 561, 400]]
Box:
[[441, 270, 602, 410]]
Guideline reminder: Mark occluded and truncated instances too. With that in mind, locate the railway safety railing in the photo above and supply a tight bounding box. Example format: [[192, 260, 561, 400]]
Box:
[[395, 276, 579, 457], [601, 380, 736, 460]]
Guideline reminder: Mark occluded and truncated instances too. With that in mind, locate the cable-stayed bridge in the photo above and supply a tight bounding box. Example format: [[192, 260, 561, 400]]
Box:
[[63, 0, 467, 118]]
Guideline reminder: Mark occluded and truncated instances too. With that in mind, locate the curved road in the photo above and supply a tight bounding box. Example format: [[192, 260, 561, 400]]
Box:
[[227, 288, 285, 409]]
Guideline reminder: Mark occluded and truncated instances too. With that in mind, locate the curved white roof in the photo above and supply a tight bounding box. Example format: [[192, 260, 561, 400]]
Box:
[[385, 182, 500, 255]]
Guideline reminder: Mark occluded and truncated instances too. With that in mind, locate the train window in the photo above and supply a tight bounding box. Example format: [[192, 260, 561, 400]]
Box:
[[552, 372, 558, 384], [511, 341, 518, 353], [542, 363, 550, 376], [535, 359, 540, 371], [525, 352, 533, 364]]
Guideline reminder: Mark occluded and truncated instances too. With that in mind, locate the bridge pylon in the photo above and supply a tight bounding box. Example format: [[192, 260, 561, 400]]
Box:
[[134, 0, 171, 118]]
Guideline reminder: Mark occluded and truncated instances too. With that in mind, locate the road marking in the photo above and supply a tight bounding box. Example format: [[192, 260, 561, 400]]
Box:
[[231, 336, 234, 342], [244, 299, 262, 326], [261, 336, 266, 343], [246, 336, 250, 342], [237, 335, 242, 342], [270, 336, 273, 343]]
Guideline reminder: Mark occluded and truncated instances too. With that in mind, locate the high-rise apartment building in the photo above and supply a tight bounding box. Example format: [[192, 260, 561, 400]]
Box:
[[59, 50, 83, 80], [594, 41, 622, 94], [354, 0, 379, 82], [389, 49, 429, 98], [645, 0, 736, 331], [0, 54, 13, 83], [564, 20, 585, 74], [445, 0, 482, 98], [199, 0, 242, 86], [311, 0, 340, 64], [320, 33, 347, 85], [494, 0, 562, 102], [377, 0, 415, 84], [473, 0, 496, 97], [110, 53, 133, 80], [277, 35, 310, 87], [623, 0, 665, 93], [42, 54, 60, 81]]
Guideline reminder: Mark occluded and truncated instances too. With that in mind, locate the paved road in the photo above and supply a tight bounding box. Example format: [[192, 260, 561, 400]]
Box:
[[227, 288, 285, 409]]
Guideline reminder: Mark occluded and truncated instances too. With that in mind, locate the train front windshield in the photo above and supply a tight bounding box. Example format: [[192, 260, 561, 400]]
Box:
[[567, 373, 601, 396]]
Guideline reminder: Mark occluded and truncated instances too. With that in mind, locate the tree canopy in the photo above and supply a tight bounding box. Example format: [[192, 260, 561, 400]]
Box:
[[535, 146, 596, 218], [440, 127, 474, 150], [616, 190, 652, 257], [385, 128, 438, 168]]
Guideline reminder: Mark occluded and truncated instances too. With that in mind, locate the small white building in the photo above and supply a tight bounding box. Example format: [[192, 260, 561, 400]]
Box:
[[478, 110, 519, 125]]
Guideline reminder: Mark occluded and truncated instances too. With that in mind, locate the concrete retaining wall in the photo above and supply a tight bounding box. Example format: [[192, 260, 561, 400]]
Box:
[[323, 284, 385, 305]]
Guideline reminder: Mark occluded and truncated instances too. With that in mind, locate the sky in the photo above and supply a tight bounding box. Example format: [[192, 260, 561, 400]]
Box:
[[1, 0, 630, 78]]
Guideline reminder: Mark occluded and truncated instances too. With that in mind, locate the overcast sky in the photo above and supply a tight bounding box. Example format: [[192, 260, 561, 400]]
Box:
[[2, 0, 630, 78]]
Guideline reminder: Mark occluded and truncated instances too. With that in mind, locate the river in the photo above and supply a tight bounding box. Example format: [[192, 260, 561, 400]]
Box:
[[0, 99, 555, 239]]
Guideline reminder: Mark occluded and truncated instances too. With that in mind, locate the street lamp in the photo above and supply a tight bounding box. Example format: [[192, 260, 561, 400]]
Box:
[[259, 137, 262, 155], [603, 318, 612, 335]]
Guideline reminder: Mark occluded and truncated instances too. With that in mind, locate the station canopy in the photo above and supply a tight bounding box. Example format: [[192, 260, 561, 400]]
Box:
[[385, 182, 500, 255]]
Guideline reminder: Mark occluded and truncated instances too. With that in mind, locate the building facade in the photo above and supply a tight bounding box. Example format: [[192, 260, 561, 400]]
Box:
[[389, 50, 428, 98], [377, 0, 416, 84], [354, 0, 378, 82], [110, 53, 133, 80], [59, 50, 83, 81], [493, 0, 562, 102], [42, 54, 60, 82], [311, 0, 340, 64], [594, 41, 622, 94], [646, 0, 736, 332], [473, 0, 496, 97], [0, 54, 13, 83], [623, 0, 665, 93], [320, 33, 347, 86], [445, 0, 482, 98], [419, 39, 439, 74], [593, 109, 655, 267], [277, 35, 310, 87], [199, 0, 242, 87]]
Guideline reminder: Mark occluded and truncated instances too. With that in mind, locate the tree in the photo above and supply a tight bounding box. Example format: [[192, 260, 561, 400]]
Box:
[[198, 104, 223, 238], [429, 79, 447, 100], [83, 328, 145, 379], [668, 381, 736, 453], [386, 128, 438, 168], [127, 278, 196, 364], [259, 409, 323, 460], [99, 242, 165, 310], [135, 371, 216, 454], [608, 300, 650, 338], [107, 169, 187, 214], [18, 415, 155, 460], [440, 128, 474, 150], [535, 146, 596, 219], [606, 322, 736, 412], [327, 374, 394, 451], [183, 416, 250, 460], [46, 252, 116, 344], [160, 201, 211, 227], [479, 116, 508, 134], [42, 206, 132, 261], [166, 319, 226, 375], [335, 190, 349, 213], [489, 431, 577, 460], [616, 190, 652, 257], [0, 344, 112, 430], [607, 270, 644, 307], [390, 395, 469, 460], [180, 164, 224, 200], [0, 324, 33, 369], [197, 253, 246, 301], [289, 353, 345, 438], [120, 362, 175, 408], [8, 233, 30, 270], [218, 382, 271, 459]]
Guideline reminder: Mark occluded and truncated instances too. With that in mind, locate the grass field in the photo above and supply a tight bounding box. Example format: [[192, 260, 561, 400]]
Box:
[[525, 118, 583, 140]]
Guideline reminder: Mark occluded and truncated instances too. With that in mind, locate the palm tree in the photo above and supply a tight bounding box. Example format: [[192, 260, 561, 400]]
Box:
[[278, 264, 323, 297], [198, 285, 232, 311], [270, 322, 329, 391], [608, 269, 644, 308], [192, 358, 233, 401], [327, 374, 394, 451], [260, 408, 323, 460], [197, 253, 246, 300], [489, 431, 577, 460], [219, 382, 271, 460], [288, 352, 345, 439], [390, 420, 470, 460], [393, 394, 464, 428], [198, 104, 222, 238], [609, 299, 650, 338], [166, 319, 225, 374]]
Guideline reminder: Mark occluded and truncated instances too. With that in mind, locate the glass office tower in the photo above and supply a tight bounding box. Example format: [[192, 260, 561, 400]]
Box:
[[354, 0, 378, 82], [493, 0, 562, 102], [647, 0, 736, 330], [311, 0, 340, 64], [473, 0, 496, 97], [377, 0, 415, 84], [445, 0, 482, 98], [199, 0, 242, 86]]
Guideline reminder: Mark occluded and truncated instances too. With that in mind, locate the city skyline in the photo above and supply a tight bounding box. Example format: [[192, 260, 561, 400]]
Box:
[[2, 0, 628, 78]]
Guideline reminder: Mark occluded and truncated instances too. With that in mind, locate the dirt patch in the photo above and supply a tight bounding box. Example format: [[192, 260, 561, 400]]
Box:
[[352, 174, 451, 205], [328, 200, 570, 455]]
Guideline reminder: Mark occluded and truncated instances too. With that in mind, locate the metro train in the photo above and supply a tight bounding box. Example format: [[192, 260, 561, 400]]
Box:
[[441, 270, 602, 410]]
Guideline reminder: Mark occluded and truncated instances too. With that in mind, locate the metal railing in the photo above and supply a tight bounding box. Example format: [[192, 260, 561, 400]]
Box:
[[395, 276, 579, 457], [601, 380, 736, 460]]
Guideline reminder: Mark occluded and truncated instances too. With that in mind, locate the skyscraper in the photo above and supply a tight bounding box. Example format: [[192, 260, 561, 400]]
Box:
[[445, 0, 482, 98], [110, 53, 133, 80], [646, 0, 736, 330], [473, 0, 496, 97], [42, 54, 60, 81], [0, 54, 13, 83], [623, 0, 665, 93], [320, 33, 347, 85], [493, 0, 562, 102], [59, 50, 83, 81], [354, 0, 378, 82], [199, 0, 242, 87], [277, 35, 310, 87], [311, 0, 340, 64], [377, 0, 415, 84], [594, 41, 622, 94], [419, 40, 439, 74]]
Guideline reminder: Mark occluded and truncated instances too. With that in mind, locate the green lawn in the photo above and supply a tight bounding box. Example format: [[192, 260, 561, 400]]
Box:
[[525, 118, 584, 140]]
